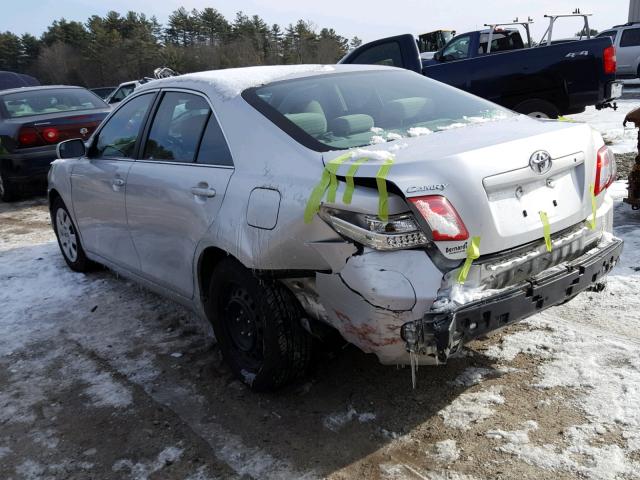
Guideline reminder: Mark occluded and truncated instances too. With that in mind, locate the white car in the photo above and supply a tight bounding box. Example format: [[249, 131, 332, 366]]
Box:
[[104, 80, 144, 106], [49, 64, 623, 390]]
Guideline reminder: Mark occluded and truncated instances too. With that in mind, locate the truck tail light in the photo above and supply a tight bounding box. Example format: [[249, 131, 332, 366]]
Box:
[[594, 145, 616, 196], [408, 195, 469, 241], [17, 126, 43, 147], [604, 45, 616, 75]]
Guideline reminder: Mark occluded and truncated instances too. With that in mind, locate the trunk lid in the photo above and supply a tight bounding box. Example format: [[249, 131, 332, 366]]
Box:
[[323, 116, 597, 260], [11, 109, 109, 148]]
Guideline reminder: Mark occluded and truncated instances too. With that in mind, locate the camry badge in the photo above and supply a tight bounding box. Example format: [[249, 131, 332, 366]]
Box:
[[529, 151, 552, 175], [80, 127, 89, 136], [406, 183, 449, 193]]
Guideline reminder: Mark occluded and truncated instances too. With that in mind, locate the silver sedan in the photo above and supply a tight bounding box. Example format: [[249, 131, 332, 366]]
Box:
[[49, 65, 621, 390]]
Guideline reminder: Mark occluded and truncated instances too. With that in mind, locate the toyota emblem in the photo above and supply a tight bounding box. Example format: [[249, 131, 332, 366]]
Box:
[[529, 150, 552, 175], [79, 127, 88, 136]]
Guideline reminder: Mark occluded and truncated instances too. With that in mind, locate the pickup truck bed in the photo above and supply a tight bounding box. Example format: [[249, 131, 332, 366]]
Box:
[[340, 33, 622, 118]]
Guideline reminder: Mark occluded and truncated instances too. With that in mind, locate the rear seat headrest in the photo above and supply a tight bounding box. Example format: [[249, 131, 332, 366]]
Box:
[[384, 97, 430, 125], [330, 114, 375, 137], [284, 112, 327, 138]]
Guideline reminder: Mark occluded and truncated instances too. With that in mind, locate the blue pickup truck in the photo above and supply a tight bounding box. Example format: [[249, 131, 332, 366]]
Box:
[[340, 27, 622, 118]]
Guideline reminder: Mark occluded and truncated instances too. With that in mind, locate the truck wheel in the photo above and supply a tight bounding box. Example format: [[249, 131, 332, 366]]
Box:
[[51, 197, 94, 272], [514, 99, 560, 119], [207, 258, 312, 391], [0, 171, 17, 202]]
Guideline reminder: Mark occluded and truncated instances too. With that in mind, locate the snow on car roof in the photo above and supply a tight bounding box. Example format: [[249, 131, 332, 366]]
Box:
[[142, 64, 395, 100]]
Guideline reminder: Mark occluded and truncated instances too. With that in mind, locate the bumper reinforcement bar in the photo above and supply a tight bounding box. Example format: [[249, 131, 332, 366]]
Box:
[[401, 239, 624, 363]]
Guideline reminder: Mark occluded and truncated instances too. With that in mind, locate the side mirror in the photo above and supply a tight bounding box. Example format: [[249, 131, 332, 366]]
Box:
[[434, 50, 442, 61], [57, 138, 86, 159]]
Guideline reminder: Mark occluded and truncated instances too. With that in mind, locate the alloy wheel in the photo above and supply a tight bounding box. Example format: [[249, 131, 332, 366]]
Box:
[[56, 208, 78, 262]]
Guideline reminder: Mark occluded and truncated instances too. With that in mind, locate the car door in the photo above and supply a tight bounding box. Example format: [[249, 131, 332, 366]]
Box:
[[125, 89, 234, 298], [71, 92, 155, 269], [618, 28, 640, 76], [422, 34, 475, 91]]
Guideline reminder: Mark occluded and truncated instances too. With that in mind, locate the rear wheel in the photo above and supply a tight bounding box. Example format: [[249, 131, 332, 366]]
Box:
[[514, 99, 560, 119], [0, 171, 17, 202], [52, 197, 94, 272], [207, 258, 312, 391]]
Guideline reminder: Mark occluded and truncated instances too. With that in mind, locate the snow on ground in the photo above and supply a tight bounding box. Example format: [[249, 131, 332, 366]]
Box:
[[568, 99, 639, 153], [113, 445, 184, 479], [439, 386, 505, 430], [482, 178, 640, 479], [1, 102, 639, 479], [322, 407, 376, 432], [429, 439, 461, 463], [0, 211, 310, 478], [379, 462, 480, 480]]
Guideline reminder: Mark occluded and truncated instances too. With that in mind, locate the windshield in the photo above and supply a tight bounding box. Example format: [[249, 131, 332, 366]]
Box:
[[243, 70, 513, 151], [1, 88, 107, 118]]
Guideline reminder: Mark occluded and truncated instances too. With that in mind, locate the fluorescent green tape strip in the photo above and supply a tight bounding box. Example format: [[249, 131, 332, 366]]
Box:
[[457, 236, 481, 284], [303, 169, 332, 224], [342, 157, 369, 204], [588, 183, 597, 230], [539, 211, 552, 252], [304, 153, 352, 224], [326, 153, 352, 203], [375, 158, 394, 221]]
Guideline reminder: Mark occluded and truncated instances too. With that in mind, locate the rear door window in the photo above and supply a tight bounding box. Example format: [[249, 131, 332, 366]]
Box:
[[478, 31, 524, 54], [620, 28, 640, 47], [93, 93, 154, 158], [143, 91, 211, 163], [196, 114, 233, 166]]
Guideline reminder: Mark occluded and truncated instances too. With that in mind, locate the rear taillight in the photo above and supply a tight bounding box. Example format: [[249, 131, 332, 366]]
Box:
[[41, 127, 60, 143], [408, 195, 469, 241], [594, 145, 616, 196], [604, 45, 617, 75], [17, 126, 42, 147]]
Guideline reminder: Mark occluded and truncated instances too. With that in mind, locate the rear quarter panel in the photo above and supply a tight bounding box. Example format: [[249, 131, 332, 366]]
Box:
[[193, 95, 345, 272]]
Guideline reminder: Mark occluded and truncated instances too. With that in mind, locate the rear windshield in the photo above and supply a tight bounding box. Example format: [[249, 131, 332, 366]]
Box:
[[1, 88, 107, 118], [243, 70, 513, 151]]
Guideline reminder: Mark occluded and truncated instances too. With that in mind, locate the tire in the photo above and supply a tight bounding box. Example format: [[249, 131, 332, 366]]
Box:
[[51, 197, 94, 272], [513, 99, 560, 119], [207, 258, 312, 391], [0, 171, 17, 202]]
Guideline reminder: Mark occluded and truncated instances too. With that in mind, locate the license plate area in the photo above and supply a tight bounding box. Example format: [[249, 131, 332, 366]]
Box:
[[609, 81, 623, 99], [483, 153, 585, 237]]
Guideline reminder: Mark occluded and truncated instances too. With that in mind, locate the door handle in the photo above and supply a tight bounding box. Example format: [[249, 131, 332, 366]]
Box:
[[112, 178, 125, 187], [191, 186, 216, 198]]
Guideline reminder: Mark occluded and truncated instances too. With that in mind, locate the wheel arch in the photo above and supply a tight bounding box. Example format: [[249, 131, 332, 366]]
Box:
[[197, 246, 236, 305], [48, 188, 62, 212]]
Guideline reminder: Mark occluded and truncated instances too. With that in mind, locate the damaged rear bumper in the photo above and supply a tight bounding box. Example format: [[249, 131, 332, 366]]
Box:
[[400, 238, 623, 362]]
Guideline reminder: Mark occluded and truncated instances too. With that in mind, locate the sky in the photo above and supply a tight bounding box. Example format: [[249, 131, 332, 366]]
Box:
[[0, 0, 631, 43]]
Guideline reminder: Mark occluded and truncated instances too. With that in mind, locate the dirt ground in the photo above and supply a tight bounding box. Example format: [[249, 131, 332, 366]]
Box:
[[616, 152, 638, 181], [1, 195, 639, 480]]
